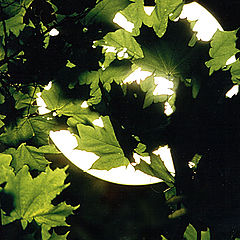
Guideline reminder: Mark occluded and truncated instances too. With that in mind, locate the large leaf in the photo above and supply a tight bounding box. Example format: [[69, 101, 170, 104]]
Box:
[[135, 153, 174, 186], [1, 165, 78, 240], [205, 29, 240, 75], [134, 20, 209, 96], [77, 116, 129, 170], [5, 143, 58, 172]]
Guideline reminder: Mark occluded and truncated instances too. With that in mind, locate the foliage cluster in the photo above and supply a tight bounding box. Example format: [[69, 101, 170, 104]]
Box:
[[0, 0, 239, 239]]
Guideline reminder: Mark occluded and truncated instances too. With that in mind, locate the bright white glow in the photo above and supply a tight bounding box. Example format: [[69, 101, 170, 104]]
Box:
[[226, 55, 237, 66], [50, 130, 161, 185], [92, 117, 104, 128], [180, 2, 223, 41], [103, 45, 117, 53], [81, 101, 89, 108], [153, 145, 175, 176], [117, 48, 129, 59], [44, 81, 52, 90], [36, 92, 51, 115], [123, 67, 152, 84], [153, 77, 174, 96], [188, 161, 195, 169], [49, 28, 59, 37], [36, 82, 52, 115], [50, 130, 99, 171], [113, 12, 135, 33], [164, 102, 174, 116], [144, 6, 154, 16], [226, 85, 239, 98], [133, 153, 151, 164]]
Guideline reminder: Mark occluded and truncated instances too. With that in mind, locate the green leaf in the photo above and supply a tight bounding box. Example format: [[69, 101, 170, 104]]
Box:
[[151, 0, 183, 38], [0, 118, 34, 146], [0, 114, 6, 128], [100, 60, 132, 91], [230, 60, 240, 84], [184, 224, 197, 240], [0, 8, 26, 37], [102, 29, 144, 60], [0, 153, 14, 187], [30, 114, 60, 146], [0, 0, 22, 21], [205, 29, 240, 75], [82, 0, 130, 26], [118, 0, 148, 36], [41, 83, 70, 112], [49, 231, 69, 240], [66, 60, 76, 68], [77, 116, 129, 170], [135, 153, 174, 186], [0, 92, 5, 104], [1, 165, 78, 240], [201, 228, 210, 240], [5, 143, 58, 172], [140, 75, 156, 108]]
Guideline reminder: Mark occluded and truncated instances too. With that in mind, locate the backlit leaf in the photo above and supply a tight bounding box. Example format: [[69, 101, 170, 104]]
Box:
[[0, 153, 14, 187], [230, 60, 240, 84], [77, 116, 129, 170], [1, 165, 78, 240], [205, 29, 240, 75], [5, 143, 59, 172], [151, 0, 183, 38]]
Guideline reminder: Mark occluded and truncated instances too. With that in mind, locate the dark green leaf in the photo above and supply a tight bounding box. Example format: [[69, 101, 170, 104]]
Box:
[[49, 230, 69, 240], [135, 153, 174, 186]]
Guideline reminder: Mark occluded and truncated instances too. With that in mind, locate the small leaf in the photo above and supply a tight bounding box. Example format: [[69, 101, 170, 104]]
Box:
[[135, 153, 175, 186], [184, 224, 197, 240], [49, 231, 69, 240], [77, 116, 129, 170], [205, 29, 240, 75], [103, 29, 144, 59], [230, 60, 240, 84]]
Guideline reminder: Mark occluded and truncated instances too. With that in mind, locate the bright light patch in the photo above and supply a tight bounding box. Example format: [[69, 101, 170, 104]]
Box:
[[49, 28, 59, 37], [153, 145, 175, 176], [92, 117, 104, 128], [36, 92, 51, 115], [144, 6, 154, 16], [81, 101, 89, 108], [180, 2, 223, 41], [50, 130, 99, 171], [226, 55, 237, 66], [103, 45, 117, 53], [133, 153, 151, 164], [113, 12, 135, 33], [164, 102, 174, 116], [44, 81, 52, 90], [226, 85, 239, 98], [123, 67, 152, 84], [153, 77, 174, 96], [50, 130, 161, 185], [117, 48, 129, 59]]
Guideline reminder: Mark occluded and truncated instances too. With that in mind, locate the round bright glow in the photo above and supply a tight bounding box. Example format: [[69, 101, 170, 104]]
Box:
[[50, 130, 162, 185], [50, 2, 223, 186], [49, 28, 59, 37]]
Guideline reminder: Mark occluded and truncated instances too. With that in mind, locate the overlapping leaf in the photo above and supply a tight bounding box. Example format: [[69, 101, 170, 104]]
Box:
[[77, 116, 129, 170], [5, 143, 59, 172], [230, 60, 240, 84], [0, 153, 14, 188], [1, 165, 78, 240]]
